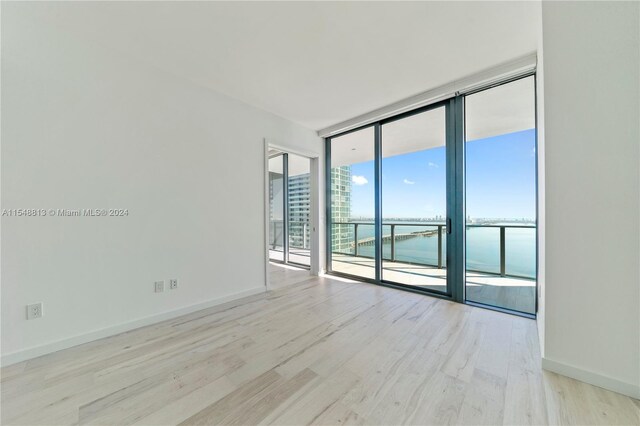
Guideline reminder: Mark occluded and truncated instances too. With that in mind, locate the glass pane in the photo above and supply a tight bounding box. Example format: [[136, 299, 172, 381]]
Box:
[[466, 226, 500, 275], [287, 154, 311, 266], [465, 76, 536, 314], [381, 107, 447, 293], [505, 227, 536, 279], [268, 155, 284, 262], [330, 127, 375, 280]]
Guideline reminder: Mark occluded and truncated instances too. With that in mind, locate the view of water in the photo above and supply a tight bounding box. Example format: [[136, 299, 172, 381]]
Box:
[[334, 223, 536, 279]]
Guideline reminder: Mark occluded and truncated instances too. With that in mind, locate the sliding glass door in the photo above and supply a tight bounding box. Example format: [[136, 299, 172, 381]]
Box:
[[381, 106, 448, 293], [268, 155, 285, 262], [328, 103, 453, 294], [326, 74, 537, 316], [287, 153, 311, 267], [328, 126, 376, 280], [464, 76, 537, 314], [269, 152, 312, 268]]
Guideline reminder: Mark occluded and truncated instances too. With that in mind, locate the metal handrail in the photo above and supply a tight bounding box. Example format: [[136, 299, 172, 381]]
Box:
[[332, 221, 535, 229], [330, 221, 535, 278]]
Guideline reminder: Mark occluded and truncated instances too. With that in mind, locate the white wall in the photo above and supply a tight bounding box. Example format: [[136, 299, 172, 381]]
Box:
[[541, 1, 640, 398], [534, 1, 545, 358], [1, 6, 321, 364]]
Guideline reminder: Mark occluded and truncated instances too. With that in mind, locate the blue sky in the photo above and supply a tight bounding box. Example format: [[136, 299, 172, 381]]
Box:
[[347, 129, 536, 219]]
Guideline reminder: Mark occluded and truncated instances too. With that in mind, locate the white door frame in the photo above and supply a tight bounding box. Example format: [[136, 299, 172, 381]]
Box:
[[263, 139, 322, 291]]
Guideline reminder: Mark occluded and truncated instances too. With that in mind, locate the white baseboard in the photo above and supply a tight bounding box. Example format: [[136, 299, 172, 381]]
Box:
[[542, 357, 640, 399], [1, 286, 266, 367]]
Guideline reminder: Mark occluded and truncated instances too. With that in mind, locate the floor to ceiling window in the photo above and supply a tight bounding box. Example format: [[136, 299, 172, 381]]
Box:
[[381, 106, 448, 293], [269, 152, 312, 268], [328, 126, 376, 280], [464, 76, 537, 314], [287, 153, 312, 267], [268, 155, 285, 262], [326, 74, 537, 317]]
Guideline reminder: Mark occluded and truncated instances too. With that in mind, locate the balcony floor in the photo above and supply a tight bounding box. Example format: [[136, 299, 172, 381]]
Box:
[[331, 254, 536, 315], [269, 249, 536, 315], [269, 248, 311, 267]]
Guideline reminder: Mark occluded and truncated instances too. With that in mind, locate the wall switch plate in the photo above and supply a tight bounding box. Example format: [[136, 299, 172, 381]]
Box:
[[169, 279, 178, 289], [154, 281, 164, 293], [26, 303, 43, 320]]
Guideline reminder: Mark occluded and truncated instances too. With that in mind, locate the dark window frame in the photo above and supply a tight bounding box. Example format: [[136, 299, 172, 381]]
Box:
[[324, 72, 538, 318]]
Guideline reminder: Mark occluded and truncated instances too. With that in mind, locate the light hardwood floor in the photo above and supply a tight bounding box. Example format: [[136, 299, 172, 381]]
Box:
[[1, 263, 638, 425]]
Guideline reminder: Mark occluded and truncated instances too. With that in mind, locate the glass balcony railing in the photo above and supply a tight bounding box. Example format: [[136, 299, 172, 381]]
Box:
[[269, 220, 311, 251], [331, 222, 536, 280]]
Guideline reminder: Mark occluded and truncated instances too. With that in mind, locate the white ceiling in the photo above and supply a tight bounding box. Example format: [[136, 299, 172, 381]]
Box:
[[9, 1, 541, 131], [330, 75, 535, 167], [330, 106, 446, 168], [268, 152, 310, 177], [466, 76, 535, 141]]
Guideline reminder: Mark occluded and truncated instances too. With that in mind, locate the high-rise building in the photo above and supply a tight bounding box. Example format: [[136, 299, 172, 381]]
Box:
[[268, 169, 285, 250], [330, 166, 352, 253], [288, 173, 311, 249], [283, 167, 353, 253]]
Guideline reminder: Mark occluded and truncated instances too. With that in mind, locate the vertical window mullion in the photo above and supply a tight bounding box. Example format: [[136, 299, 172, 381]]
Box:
[[451, 96, 466, 302], [283, 153, 289, 264], [374, 123, 382, 282], [446, 99, 456, 299], [325, 138, 332, 273]]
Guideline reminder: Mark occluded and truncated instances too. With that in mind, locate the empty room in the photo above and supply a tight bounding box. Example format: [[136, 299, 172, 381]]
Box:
[[1, 1, 639, 425]]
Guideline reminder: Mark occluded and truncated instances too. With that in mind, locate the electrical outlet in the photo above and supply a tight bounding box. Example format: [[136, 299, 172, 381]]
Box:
[[26, 303, 43, 320], [169, 279, 178, 289], [154, 281, 164, 293]]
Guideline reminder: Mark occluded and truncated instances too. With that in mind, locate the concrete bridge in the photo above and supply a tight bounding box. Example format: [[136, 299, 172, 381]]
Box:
[[354, 229, 440, 247]]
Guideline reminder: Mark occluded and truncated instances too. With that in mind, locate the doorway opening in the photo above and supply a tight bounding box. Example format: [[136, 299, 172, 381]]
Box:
[[268, 149, 313, 270]]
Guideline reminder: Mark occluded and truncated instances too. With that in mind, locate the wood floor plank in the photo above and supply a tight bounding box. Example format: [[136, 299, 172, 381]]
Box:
[[132, 376, 237, 426], [267, 367, 361, 426], [471, 308, 514, 380], [179, 370, 283, 426], [441, 320, 486, 383], [344, 340, 442, 421], [3, 332, 252, 424], [222, 368, 317, 425], [308, 401, 366, 426], [503, 325, 549, 426], [457, 369, 506, 425], [80, 355, 245, 425]]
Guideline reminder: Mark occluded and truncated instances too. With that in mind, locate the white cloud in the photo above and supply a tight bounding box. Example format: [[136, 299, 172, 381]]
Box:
[[428, 162, 439, 168], [352, 175, 368, 185], [403, 179, 415, 185]]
